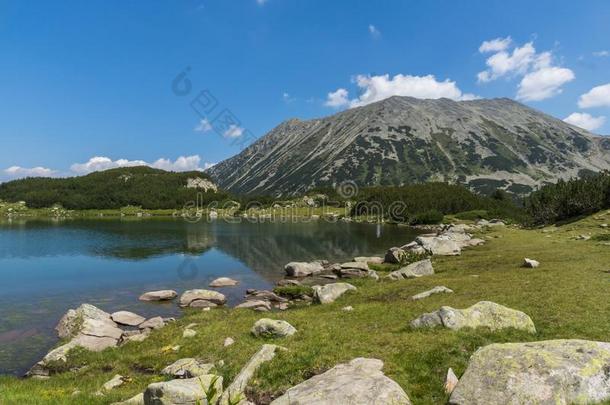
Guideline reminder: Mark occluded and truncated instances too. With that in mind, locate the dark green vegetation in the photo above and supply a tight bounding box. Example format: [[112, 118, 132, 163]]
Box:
[[1, 216, 610, 404], [350, 183, 526, 224], [0, 167, 229, 210], [527, 171, 610, 225]]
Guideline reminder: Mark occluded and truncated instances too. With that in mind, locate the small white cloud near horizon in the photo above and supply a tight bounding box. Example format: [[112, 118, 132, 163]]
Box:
[[563, 112, 606, 132], [194, 118, 212, 132], [223, 124, 244, 138], [3, 166, 57, 180], [578, 83, 610, 109], [593, 50, 609, 57], [282, 92, 296, 103], [477, 38, 574, 101], [479, 36, 512, 53], [325, 74, 477, 109], [368, 24, 381, 39], [70, 155, 211, 175]]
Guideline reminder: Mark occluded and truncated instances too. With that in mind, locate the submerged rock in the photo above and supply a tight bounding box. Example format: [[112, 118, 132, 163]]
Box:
[[270, 358, 411, 405], [251, 318, 297, 338], [387, 259, 434, 280], [209, 277, 239, 287], [411, 301, 536, 333], [312, 283, 357, 304], [138, 290, 177, 302], [450, 339, 610, 404], [144, 375, 223, 405]]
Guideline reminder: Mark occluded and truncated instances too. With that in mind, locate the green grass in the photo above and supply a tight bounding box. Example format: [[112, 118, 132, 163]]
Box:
[[1, 214, 610, 404]]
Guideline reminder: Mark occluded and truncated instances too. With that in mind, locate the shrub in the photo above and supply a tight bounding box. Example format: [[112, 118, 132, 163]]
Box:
[[273, 285, 314, 299]]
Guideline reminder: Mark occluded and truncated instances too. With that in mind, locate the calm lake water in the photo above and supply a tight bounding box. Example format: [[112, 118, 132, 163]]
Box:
[[0, 217, 420, 375]]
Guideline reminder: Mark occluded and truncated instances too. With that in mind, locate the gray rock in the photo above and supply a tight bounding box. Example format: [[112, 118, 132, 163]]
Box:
[[161, 358, 214, 379], [219, 344, 278, 405], [411, 301, 536, 333], [340, 262, 370, 271], [522, 258, 540, 268], [138, 290, 178, 302], [111, 393, 144, 405], [55, 303, 117, 339], [179, 290, 226, 307], [209, 277, 239, 287], [223, 337, 235, 347], [188, 300, 218, 309], [139, 316, 165, 330], [444, 368, 458, 394], [183, 329, 197, 338], [387, 259, 434, 280], [111, 311, 146, 327], [144, 375, 223, 405], [312, 283, 357, 304], [333, 267, 369, 278], [121, 329, 150, 344], [235, 300, 272, 311], [245, 290, 287, 302], [450, 339, 610, 404], [284, 261, 325, 277], [411, 286, 453, 300], [384, 247, 405, 264], [251, 318, 297, 338], [353, 256, 384, 264], [270, 358, 411, 405], [102, 374, 125, 391], [416, 236, 461, 256]]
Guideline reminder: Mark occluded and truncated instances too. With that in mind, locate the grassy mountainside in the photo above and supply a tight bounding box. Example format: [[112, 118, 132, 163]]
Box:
[[1, 214, 609, 404], [0, 167, 228, 210]]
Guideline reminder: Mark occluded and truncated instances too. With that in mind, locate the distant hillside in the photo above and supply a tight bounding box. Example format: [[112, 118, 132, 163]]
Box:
[[0, 166, 227, 209], [207, 96, 610, 195]]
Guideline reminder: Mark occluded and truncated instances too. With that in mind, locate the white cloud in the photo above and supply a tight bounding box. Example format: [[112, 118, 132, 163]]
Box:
[[479, 36, 512, 53], [517, 66, 575, 101], [194, 118, 212, 132], [3, 166, 57, 180], [326, 74, 477, 109], [256, 0, 268, 5], [578, 83, 610, 108], [324, 88, 350, 108], [477, 38, 574, 101], [223, 125, 244, 138], [368, 24, 381, 39], [593, 50, 609, 57], [282, 92, 295, 103], [563, 112, 606, 132], [70, 155, 208, 175]]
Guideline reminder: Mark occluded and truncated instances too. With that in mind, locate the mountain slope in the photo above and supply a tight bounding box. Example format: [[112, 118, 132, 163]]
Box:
[[207, 96, 610, 195], [0, 166, 224, 209]]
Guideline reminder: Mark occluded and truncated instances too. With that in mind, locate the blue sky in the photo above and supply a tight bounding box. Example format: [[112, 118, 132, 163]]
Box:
[[1, 0, 610, 181]]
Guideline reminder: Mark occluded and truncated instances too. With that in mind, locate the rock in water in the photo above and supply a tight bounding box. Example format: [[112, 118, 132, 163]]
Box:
[[111, 311, 146, 327], [251, 319, 297, 338], [269, 358, 411, 405], [411, 301, 536, 333], [387, 259, 434, 280], [411, 286, 453, 300], [161, 358, 214, 379], [312, 283, 357, 304], [522, 258, 540, 268], [449, 339, 610, 404], [209, 277, 239, 287], [138, 290, 177, 302], [144, 375, 223, 405], [284, 261, 324, 277], [218, 344, 278, 405], [179, 289, 226, 307]]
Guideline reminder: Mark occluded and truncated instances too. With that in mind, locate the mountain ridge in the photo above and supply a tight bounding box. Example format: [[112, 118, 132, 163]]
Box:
[[207, 96, 610, 195]]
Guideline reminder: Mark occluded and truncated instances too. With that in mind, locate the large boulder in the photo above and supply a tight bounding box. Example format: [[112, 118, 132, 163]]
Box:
[[411, 301, 536, 333], [219, 344, 278, 405], [387, 259, 434, 280], [138, 290, 177, 302], [143, 375, 223, 405], [251, 319, 297, 338], [312, 283, 357, 304], [270, 358, 411, 405], [161, 358, 214, 379], [416, 236, 461, 256], [384, 247, 406, 264], [284, 261, 325, 277], [179, 290, 226, 307], [111, 311, 146, 327], [450, 339, 610, 404]]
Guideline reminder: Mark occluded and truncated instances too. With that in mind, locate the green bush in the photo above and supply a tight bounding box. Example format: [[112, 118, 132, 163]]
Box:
[[273, 285, 314, 299], [409, 210, 443, 225]]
